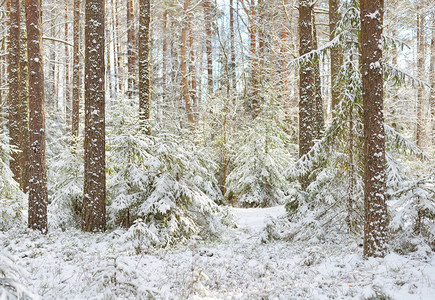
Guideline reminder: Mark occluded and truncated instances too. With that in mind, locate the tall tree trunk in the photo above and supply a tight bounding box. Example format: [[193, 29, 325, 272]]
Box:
[[416, 2, 425, 149], [114, 0, 122, 95], [250, 0, 259, 117], [329, 0, 341, 113], [230, 0, 236, 90], [83, 0, 106, 232], [281, 0, 290, 126], [361, 0, 388, 258], [48, 16, 57, 111], [138, 0, 151, 130], [204, 0, 213, 94], [298, 0, 316, 190], [8, 0, 21, 185], [431, 11, 435, 146], [162, 10, 168, 101], [25, 0, 48, 233], [181, 0, 195, 125], [189, 13, 197, 109], [127, 0, 136, 99], [312, 13, 324, 138], [72, 0, 81, 138], [65, 0, 71, 129], [19, 2, 30, 192]]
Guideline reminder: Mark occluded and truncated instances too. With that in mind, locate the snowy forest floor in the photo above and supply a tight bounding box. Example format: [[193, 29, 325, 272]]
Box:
[[1, 206, 435, 299]]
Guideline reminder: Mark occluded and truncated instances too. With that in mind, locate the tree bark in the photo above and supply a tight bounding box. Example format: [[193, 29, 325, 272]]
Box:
[[162, 10, 168, 101], [250, 0, 259, 117], [431, 11, 435, 146], [65, 0, 71, 129], [189, 13, 197, 109], [230, 0, 236, 90], [204, 0, 213, 93], [127, 0, 136, 98], [312, 12, 324, 138], [83, 0, 106, 232], [72, 0, 81, 138], [361, 0, 388, 258], [298, 0, 316, 190], [138, 0, 151, 130], [181, 0, 195, 125], [25, 0, 48, 233], [416, 2, 425, 149], [8, 0, 21, 185], [329, 0, 341, 113], [19, 2, 30, 192]]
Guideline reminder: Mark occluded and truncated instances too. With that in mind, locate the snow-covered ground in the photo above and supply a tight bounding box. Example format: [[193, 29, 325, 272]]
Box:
[[1, 206, 434, 299]]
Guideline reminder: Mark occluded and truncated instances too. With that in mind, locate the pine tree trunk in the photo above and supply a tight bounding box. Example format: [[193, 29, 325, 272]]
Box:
[[298, 0, 316, 190], [138, 0, 151, 130], [25, 0, 48, 233], [416, 2, 425, 149], [19, 3, 30, 192], [312, 12, 324, 138], [250, 0, 259, 117], [361, 0, 388, 258], [72, 0, 81, 138], [431, 12, 435, 146], [181, 0, 195, 125], [204, 0, 213, 94], [281, 0, 291, 128], [127, 0, 136, 99], [8, 0, 21, 185], [83, 0, 106, 232], [329, 0, 341, 113], [230, 0, 236, 90], [65, 1, 71, 129], [188, 14, 197, 109], [162, 10, 168, 102]]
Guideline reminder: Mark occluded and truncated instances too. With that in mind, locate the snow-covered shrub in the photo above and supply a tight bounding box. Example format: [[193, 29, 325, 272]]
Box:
[[225, 93, 292, 207], [0, 133, 26, 230], [47, 136, 84, 230], [282, 1, 432, 245], [107, 101, 231, 246], [285, 17, 366, 238], [387, 157, 435, 252]]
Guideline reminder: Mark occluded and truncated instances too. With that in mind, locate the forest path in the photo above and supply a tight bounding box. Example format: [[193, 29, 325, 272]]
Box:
[[232, 205, 286, 233]]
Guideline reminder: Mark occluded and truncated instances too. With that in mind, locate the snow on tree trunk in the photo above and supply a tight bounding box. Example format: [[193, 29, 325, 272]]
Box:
[[431, 11, 435, 146], [83, 0, 106, 232], [162, 10, 168, 102], [25, 0, 48, 233], [180, 0, 195, 125], [329, 0, 341, 113], [72, 0, 81, 138], [360, 0, 388, 258], [19, 3, 30, 193], [8, 0, 21, 186], [127, 0, 136, 99], [298, 0, 316, 190], [416, 2, 426, 150], [250, 0, 259, 117], [189, 13, 197, 110], [138, 0, 151, 130], [65, 1, 71, 130], [230, 0, 236, 90], [204, 0, 213, 94], [312, 12, 324, 139]]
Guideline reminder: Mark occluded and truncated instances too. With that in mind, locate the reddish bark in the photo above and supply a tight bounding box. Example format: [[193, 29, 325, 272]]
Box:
[[25, 0, 48, 233], [361, 0, 388, 258], [83, 0, 106, 232], [138, 0, 151, 129]]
